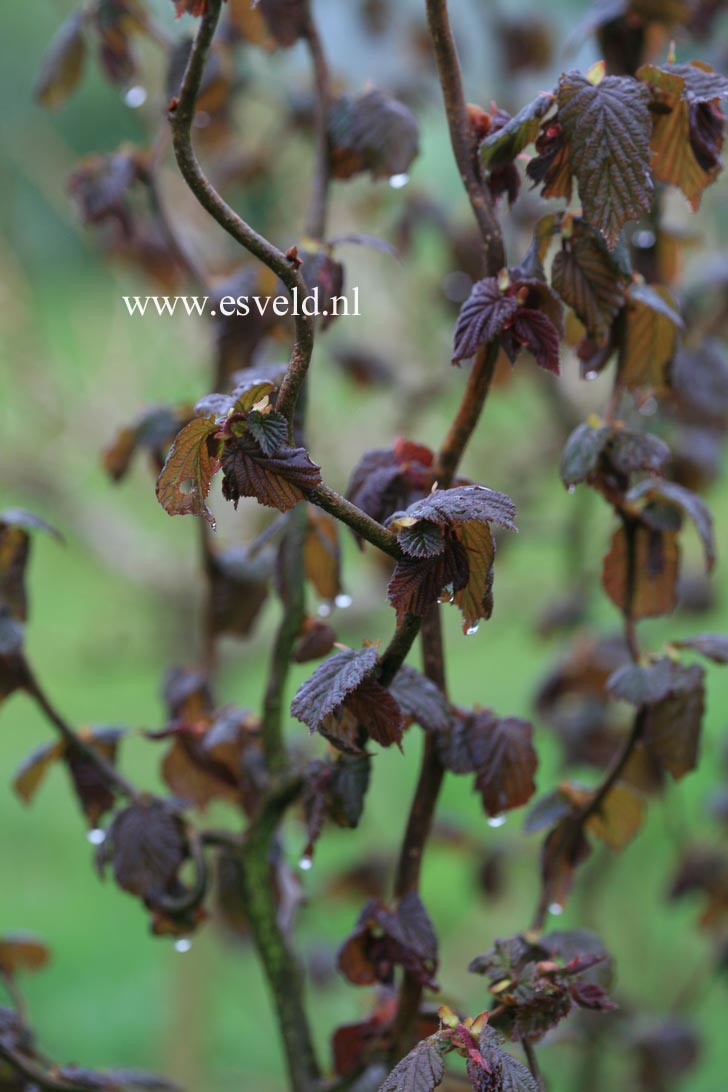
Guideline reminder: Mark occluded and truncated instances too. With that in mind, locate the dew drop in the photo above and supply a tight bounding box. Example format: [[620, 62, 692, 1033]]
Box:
[[585, 370, 598, 382], [389, 173, 410, 189], [174, 938, 192, 954], [465, 624, 480, 636], [298, 855, 313, 872], [548, 902, 564, 916], [87, 828, 106, 846], [335, 593, 353, 609], [567, 484, 576, 495], [487, 814, 507, 828], [633, 228, 656, 249], [124, 85, 147, 109], [317, 603, 332, 618]]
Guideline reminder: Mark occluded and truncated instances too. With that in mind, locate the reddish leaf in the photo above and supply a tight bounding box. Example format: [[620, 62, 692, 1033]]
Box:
[[13, 740, 66, 803], [586, 782, 645, 851], [172, 0, 207, 15], [293, 617, 337, 663], [388, 534, 469, 624], [101, 800, 188, 901], [389, 665, 451, 734], [67, 728, 126, 826], [104, 405, 194, 483], [328, 90, 419, 181], [346, 681, 404, 749], [35, 11, 87, 108], [480, 93, 554, 171], [628, 478, 715, 571], [503, 307, 561, 374], [618, 283, 682, 392], [291, 646, 379, 731], [0, 934, 50, 976], [603, 524, 680, 620], [156, 417, 222, 525], [346, 441, 434, 533], [608, 657, 684, 706], [377, 1038, 444, 1092], [453, 277, 519, 362], [551, 217, 629, 342], [549, 71, 654, 247], [470, 714, 538, 817], [643, 663, 705, 779], [208, 546, 272, 639], [639, 61, 728, 209], [338, 892, 438, 990], [304, 507, 341, 601], [221, 438, 321, 512], [401, 485, 517, 532]]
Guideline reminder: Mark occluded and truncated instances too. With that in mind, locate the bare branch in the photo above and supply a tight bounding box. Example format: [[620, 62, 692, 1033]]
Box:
[[168, 0, 314, 425]]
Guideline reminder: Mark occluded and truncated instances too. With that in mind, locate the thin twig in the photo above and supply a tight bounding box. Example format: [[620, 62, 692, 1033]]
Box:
[[168, 0, 315, 426], [303, 5, 332, 240], [308, 484, 402, 559], [531, 508, 646, 931], [387, 1, 508, 1061], [238, 769, 320, 1092], [261, 506, 308, 773], [425, 0, 505, 268], [0, 968, 27, 1025], [523, 1038, 545, 1092], [25, 674, 138, 801], [0, 1041, 94, 1092], [146, 167, 211, 294]]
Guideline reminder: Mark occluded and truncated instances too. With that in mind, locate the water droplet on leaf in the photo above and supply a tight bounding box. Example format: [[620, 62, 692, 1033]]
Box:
[[124, 86, 147, 108], [174, 938, 192, 954], [317, 603, 332, 618], [465, 624, 480, 636], [87, 828, 106, 846], [335, 593, 352, 609], [298, 855, 313, 872], [585, 370, 598, 382], [567, 484, 576, 495], [548, 902, 564, 916], [487, 814, 506, 828], [389, 173, 410, 189]]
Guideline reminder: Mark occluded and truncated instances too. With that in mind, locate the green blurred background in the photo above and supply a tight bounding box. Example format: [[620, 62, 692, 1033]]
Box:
[[2, 1, 728, 1089]]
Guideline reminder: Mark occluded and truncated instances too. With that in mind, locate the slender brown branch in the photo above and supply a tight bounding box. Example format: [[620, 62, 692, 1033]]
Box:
[[388, 1, 508, 1061], [379, 613, 424, 686], [435, 343, 499, 484], [425, 0, 505, 270], [1, 968, 27, 1024], [308, 484, 402, 559], [25, 673, 138, 801], [261, 506, 308, 774], [303, 6, 332, 240], [531, 509, 645, 931], [394, 608, 447, 899], [168, 0, 314, 425], [523, 1039, 545, 1091], [0, 1041, 96, 1092], [619, 513, 641, 663], [237, 769, 319, 1092], [146, 167, 211, 294]]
